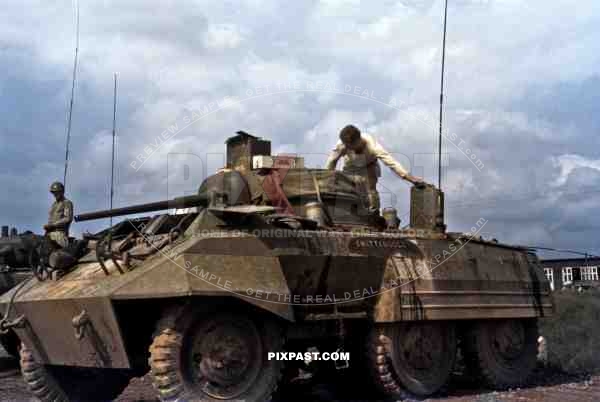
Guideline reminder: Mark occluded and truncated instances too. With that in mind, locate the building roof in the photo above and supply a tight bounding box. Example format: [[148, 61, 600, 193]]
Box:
[[541, 257, 600, 267]]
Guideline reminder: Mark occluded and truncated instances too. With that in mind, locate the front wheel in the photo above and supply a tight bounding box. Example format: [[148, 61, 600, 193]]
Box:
[[20, 343, 133, 402], [148, 306, 285, 402]]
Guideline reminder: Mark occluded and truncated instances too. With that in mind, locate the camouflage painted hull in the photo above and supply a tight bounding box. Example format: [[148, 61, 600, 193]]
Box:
[[0, 228, 552, 369]]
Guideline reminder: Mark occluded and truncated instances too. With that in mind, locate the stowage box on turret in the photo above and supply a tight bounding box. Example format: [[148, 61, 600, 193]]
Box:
[[0, 132, 553, 402]]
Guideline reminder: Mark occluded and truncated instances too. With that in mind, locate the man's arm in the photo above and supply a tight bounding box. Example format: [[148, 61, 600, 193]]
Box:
[[325, 143, 345, 170], [369, 138, 409, 178], [369, 137, 424, 184]]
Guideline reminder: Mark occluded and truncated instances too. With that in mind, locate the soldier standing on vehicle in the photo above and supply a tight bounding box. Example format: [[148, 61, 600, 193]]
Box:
[[43, 182, 73, 248], [325, 124, 424, 212]]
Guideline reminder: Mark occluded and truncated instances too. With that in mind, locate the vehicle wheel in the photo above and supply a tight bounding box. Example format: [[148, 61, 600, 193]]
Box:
[[367, 321, 457, 399], [0, 330, 20, 358], [20, 343, 133, 402], [149, 306, 284, 402], [462, 319, 538, 389]]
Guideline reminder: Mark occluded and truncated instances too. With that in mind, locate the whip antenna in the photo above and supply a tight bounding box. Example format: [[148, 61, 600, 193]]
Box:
[[437, 0, 449, 190], [110, 73, 118, 227], [63, 0, 80, 188]]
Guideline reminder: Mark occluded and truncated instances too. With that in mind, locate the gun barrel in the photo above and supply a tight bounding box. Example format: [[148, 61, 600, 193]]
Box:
[[74, 194, 208, 222]]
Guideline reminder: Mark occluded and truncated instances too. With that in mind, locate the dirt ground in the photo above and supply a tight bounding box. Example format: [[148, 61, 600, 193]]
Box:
[[1, 346, 598, 402]]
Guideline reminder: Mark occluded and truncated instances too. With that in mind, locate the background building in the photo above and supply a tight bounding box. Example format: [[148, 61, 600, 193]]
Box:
[[541, 257, 600, 290]]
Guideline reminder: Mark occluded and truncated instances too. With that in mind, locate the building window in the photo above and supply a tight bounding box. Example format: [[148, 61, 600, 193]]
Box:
[[544, 268, 554, 290], [582, 266, 599, 281], [562, 267, 573, 284], [582, 267, 590, 281]]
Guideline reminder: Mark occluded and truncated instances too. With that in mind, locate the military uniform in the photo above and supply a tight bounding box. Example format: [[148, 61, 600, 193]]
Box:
[[47, 197, 73, 248], [325, 133, 409, 211]]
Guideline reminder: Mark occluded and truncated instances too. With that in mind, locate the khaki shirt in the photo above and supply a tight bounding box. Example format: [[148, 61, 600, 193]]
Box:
[[48, 198, 73, 235], [325, 133, 409, 178]]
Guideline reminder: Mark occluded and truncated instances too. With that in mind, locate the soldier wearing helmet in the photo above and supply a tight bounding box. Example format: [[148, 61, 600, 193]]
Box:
[[326, 124, 424, 213], [43, 181, 73, 248]]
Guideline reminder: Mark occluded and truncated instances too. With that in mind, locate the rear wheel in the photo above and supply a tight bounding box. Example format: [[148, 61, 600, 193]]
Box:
[[148, 306, 284, 402], [462, 319, 538, 389], [20, 343, 133, 402], [367, 321, 457, 399]]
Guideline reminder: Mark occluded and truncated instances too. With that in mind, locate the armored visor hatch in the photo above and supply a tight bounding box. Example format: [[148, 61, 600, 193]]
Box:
[[0, 132, 552, 402]]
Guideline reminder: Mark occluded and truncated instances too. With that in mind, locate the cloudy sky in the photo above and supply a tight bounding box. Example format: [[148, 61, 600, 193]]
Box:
[[1, 0, 599, 257]]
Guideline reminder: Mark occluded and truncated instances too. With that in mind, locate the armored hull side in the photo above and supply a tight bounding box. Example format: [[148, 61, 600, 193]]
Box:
[[372, 236, 552, 321], [0, 228, 550, 369], [0, 234, 293, 368]]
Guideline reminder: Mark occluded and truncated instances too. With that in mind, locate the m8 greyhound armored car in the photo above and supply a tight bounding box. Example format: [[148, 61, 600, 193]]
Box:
[[0, 132, 553, 401]]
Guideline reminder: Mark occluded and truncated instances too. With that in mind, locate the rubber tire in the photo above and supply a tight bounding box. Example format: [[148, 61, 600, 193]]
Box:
[[148, 306, 285, 402], [366, 322, 457, 399], [20, 343, 132, 402], [462, 319, 538, 389]]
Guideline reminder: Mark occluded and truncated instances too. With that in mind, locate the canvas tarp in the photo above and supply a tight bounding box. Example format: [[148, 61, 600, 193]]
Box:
[[248, 169, 360, 202]]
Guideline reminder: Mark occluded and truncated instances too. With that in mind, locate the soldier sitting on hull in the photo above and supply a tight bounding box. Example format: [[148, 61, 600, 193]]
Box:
[[43, 181, 73, 248], [325, 124, 424, 213]]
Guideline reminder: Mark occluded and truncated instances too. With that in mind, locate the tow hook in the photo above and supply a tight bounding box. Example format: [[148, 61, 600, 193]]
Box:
[[0, 314, 26, 334], [70, 309, 111, 366], [72, 309, 90, 340]]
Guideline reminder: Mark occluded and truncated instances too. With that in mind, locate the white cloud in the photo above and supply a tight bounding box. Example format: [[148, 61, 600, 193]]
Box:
[[1, 0, 600, 250], [305, 109, 376, 145], [553, 154, 600, 187], [204, 24, 243, 49]]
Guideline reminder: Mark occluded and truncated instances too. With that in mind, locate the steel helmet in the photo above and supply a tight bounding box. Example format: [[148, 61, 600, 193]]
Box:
[[49, 181, 65, 193]]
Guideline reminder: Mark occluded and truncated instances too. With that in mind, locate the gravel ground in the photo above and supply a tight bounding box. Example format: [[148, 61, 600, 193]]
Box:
[[1, 346, 598, 402]]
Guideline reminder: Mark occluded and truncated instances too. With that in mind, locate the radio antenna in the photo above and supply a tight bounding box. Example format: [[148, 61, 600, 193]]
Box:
[[437, 0, 449, 190], [110, 73, 118, 227], [63, 0, 80, 188]]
